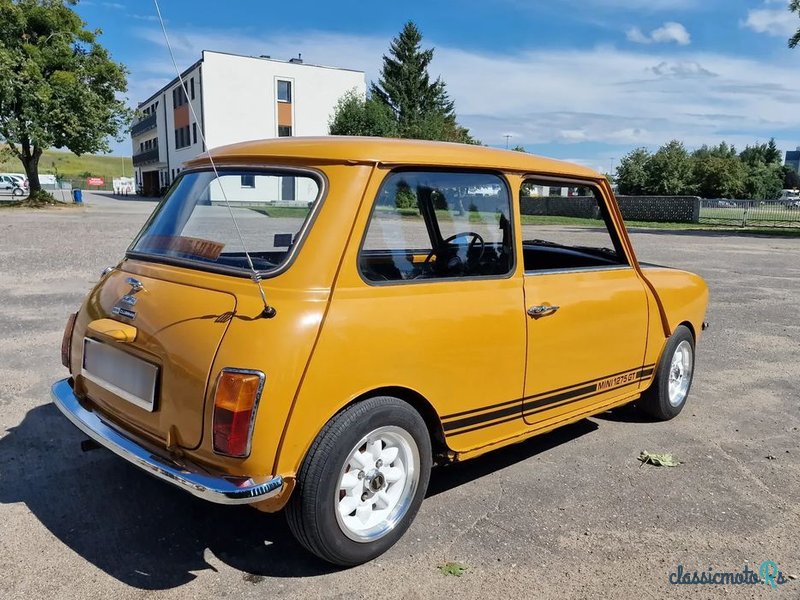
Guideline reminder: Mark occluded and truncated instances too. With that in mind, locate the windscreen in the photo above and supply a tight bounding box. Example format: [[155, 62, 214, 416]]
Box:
[[129, 169, 321, 273]]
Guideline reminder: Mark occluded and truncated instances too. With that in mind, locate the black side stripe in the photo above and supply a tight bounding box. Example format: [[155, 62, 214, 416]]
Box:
[[450, 376, 648, 437], [442, 365, 655, 429], [441, 363, 655, 422], [444, 366, 655, 434]]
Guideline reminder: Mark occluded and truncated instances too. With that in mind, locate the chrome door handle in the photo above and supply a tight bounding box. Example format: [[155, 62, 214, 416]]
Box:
[[527, 305, 560, 318]]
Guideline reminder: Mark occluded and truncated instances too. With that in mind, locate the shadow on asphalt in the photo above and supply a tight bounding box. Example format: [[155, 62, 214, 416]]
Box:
[[427, 419, 597, 497], [593, 402, 654, 424], [1, 403, 596, 589], [101, 193, 160, 202]]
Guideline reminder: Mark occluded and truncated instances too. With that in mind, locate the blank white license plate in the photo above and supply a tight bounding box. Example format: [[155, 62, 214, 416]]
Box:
[[82, 338, 159, 411]]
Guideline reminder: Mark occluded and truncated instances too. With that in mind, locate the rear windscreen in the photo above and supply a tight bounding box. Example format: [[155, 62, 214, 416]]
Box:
[[129, 169, 321, 273]]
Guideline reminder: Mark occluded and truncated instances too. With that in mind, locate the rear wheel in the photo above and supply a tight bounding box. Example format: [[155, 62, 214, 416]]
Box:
[[639, 325, 695, 420], [286, 396, 432, 566], [12, 187, 23, 197]]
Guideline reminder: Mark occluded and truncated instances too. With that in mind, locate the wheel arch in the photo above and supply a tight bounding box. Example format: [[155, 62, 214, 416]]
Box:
[[677, 320, 696, 341], [347, 386, 452, 464]]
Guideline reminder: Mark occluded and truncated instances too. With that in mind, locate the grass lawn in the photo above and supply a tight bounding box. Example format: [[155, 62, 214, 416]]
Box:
[[247, 206, 310, 218], [0, 148, 132, 180], [699, 206, 800, 224]]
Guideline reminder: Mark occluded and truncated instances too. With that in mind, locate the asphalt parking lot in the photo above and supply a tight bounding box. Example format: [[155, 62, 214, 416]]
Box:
[[1, 192, 798, 599]]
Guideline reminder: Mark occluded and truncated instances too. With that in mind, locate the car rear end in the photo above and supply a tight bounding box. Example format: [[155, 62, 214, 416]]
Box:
[[52, 163, 364, 508]]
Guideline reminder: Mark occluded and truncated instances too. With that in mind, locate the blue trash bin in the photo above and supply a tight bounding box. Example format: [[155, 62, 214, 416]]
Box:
[[72, 189, 83, 204]]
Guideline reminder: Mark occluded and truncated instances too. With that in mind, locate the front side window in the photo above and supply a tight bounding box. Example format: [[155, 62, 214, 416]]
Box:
[[520, 179, 627, 273], [130, 169, 321, 274], [360, 171, 514, 283]]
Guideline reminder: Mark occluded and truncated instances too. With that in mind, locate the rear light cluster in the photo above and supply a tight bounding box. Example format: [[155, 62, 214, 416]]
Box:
[[61, 313, 78, 371], [212, 369, 265, 457]]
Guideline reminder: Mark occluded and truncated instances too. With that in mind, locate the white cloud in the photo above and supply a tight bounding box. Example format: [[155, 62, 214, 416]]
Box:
[[627, 22, 691, 45], [126, 27, 800, 157], [742, 8, 796, 37], [626, 27, 651, 44]]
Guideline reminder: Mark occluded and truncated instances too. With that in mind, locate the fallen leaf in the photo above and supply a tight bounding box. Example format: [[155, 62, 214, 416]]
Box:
[[638, 451, 681, 467], [438, 562, 468, 577]]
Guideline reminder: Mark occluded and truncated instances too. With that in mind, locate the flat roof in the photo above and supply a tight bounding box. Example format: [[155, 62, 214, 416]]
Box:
[[185, 136, 601, 178], [136, 49, 364, 109]]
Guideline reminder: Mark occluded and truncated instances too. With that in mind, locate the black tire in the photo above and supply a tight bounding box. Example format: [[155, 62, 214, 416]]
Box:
[[12, 187, 23, 197], [286, 396, 432, 566], [639, 325, 695, 421]]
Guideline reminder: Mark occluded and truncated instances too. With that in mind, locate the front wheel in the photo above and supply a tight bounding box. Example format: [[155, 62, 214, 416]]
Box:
[[639, 325, 695, 420], [286, 396, 432, 566]]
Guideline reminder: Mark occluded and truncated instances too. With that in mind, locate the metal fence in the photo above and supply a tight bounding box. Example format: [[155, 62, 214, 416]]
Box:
[[699, 200, 800, 228]]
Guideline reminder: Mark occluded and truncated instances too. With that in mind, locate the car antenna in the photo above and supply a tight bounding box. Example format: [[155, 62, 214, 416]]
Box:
[[152, 0, 276, 319]]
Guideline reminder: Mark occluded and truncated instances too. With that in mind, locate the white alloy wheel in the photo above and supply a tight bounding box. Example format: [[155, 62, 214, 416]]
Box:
[[668, 340, 693, 407], [335, 425, 420, 542]]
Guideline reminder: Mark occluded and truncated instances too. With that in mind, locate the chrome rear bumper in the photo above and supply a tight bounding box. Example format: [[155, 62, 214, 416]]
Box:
[[51, 378, 283, 505]]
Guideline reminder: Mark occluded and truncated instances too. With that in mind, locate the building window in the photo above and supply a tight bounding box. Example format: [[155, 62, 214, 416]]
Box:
[[241, 174, 255, 188], [173, 86, 187, 108], [281, 176, 295, 201], [277, 80, 292, 103], [175, 125, 190, 149], [192, 122, 197, 145], [278, 125, 292, 137], [190, 77, 195, 100]]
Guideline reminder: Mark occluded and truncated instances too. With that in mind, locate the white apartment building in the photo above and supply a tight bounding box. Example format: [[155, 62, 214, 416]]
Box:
[[131, 50, 365, 195]]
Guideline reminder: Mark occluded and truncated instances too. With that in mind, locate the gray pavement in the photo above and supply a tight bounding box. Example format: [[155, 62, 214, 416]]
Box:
[[0, 191, 798, 599]]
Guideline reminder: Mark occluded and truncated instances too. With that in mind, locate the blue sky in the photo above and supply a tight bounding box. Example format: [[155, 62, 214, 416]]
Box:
[[76, 0, 799, 172]]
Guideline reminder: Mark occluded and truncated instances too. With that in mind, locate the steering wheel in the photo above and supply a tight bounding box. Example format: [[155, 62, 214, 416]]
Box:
[[424, 231, 486, 272]]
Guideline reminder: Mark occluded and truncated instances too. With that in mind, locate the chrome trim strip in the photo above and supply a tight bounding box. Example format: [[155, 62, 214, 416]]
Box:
[[51, 378, 283, 505], [524, 265, 633, 277]]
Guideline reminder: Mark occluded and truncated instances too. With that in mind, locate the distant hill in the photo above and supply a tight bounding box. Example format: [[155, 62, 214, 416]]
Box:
[[0, 149, 133, 180]]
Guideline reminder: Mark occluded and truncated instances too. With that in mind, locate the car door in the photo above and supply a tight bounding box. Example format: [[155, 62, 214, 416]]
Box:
[[519, 177, 650, 426], [308, 168, 528, 452]]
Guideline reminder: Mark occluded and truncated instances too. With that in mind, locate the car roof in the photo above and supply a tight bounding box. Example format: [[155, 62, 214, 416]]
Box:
[[186, 136, 601, 179]]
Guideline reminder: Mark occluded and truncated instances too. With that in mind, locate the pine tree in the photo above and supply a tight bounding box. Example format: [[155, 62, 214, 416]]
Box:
[[369, 21, 473, 143]]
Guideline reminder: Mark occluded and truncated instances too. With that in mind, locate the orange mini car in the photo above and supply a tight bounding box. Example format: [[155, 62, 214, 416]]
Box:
[[53, 137, 708, 565]]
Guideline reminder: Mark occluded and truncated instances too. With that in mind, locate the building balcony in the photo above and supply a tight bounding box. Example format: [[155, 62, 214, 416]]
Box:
[[132, 147, 161, 167], [131, 113, 158, 138]]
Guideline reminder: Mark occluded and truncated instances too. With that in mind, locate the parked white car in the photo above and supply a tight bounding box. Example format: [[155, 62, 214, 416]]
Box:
[[0, 174, 25, 196]]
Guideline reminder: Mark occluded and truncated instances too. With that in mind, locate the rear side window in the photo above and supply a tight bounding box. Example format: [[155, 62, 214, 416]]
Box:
[[520, 179, 627, 273], [360, 171, 514, 283], [129, 169, 321, 274]]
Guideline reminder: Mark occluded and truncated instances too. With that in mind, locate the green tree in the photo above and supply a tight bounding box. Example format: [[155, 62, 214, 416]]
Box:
[[329, 89, 398, 137], [511, 145, 527, 152], [368, 21, 474, 143], [740, 140, 783, 200], [743, 163, 783, 200], [615, 147, 651, 195], [0, 0, 131, 200], [783, 165, 800, 190], [692, 156, 745, 199], [789, 0, 800, 48], [740, 139, 781, 168], [645, 140, 694, 195]]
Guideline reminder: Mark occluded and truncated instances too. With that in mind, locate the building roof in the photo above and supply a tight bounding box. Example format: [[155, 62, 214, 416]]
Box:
[[185, 136, 601, 178], [136, 50, 364, 109]]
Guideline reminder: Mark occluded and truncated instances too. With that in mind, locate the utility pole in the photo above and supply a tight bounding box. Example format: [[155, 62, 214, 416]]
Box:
[[504, 134, 512, 149]]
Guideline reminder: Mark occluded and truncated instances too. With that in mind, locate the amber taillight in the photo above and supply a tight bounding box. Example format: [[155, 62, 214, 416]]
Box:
[[61, 313, 78, 371], [212, 369, 264, 457]]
